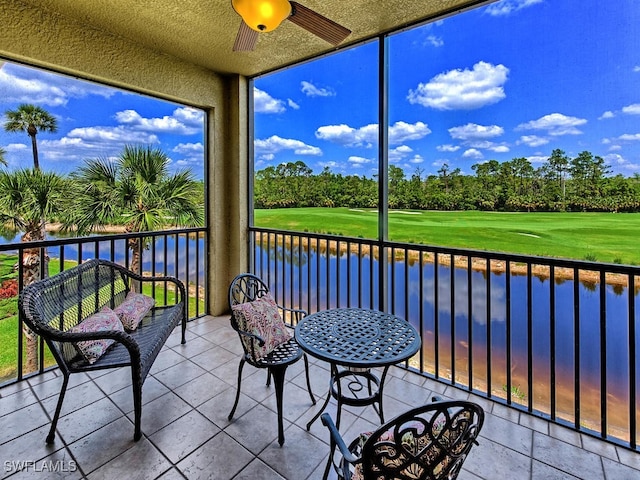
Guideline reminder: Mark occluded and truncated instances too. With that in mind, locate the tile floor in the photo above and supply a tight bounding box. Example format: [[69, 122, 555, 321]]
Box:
[[1, 315, 640, 479]]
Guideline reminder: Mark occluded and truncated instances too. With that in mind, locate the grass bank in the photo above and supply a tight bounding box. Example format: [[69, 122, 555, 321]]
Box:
[[255, 208, 640, 265]]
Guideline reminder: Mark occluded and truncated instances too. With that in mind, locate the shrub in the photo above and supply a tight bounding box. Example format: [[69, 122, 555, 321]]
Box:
[[0, 279, 18, 299]]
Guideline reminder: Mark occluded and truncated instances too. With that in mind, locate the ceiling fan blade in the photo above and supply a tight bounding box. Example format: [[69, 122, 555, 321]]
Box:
[[233, 20, 258, 51], [288, 1, 351, 46]]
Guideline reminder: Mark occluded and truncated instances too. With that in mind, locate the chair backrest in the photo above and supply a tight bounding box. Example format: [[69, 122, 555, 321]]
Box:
[[360, 400, 484, 480], [228, 273, 270, 308]]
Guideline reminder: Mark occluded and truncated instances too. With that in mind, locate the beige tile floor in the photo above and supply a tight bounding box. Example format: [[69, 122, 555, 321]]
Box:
[[1, 315, 640, 479]]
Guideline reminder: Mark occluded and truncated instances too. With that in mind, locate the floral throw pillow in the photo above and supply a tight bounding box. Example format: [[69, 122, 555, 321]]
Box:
[[231, 293, 291, 360], [69, 307, 124, 364], [114, 292, 156, 331]]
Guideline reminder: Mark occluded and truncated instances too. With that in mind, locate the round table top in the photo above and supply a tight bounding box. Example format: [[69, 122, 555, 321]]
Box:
[[294, 308, 421, 368]]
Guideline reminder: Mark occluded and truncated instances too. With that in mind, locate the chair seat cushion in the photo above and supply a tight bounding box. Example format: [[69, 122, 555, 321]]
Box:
[[114, 291, 155, 331], [345, 418, 448, 480], [231, 292, 292, 360], [68, 307, 124, 364]]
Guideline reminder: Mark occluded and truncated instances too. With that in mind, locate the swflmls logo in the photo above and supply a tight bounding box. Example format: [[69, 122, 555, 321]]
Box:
[[4, 460, 78, 473]]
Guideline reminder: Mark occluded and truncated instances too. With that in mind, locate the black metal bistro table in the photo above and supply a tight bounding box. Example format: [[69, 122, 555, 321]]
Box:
[[294, 308, 420, 430]]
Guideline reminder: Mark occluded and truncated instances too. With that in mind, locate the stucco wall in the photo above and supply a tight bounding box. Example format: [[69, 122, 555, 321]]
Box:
[[0, 0, 248, 315]]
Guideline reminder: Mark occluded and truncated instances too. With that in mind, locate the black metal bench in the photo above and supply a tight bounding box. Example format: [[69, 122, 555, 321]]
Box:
[[18, 258, 187, 443]]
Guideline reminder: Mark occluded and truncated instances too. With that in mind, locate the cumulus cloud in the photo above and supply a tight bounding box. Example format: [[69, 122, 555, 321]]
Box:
[[485, 0, 543, 16], [437, 144, 460, 152], [519, 135, 549, 147], [287, 99, 300, 109], [315, 121, 430, 147], [516, 113, 587, 136], [172, 142, 204, 155], [407, 61, 509, 110], [622, 104, 640, 115], [254, 135, 322, 157], [599, 111, 615, 120], [463, 148, 483, 159], [0, 63, 114, 107], [114, 108, 202, 134], [254, 88, 286, 113], [301, 81, 335, 97], [618, 133, 640, 142], [348, 156, 373, 167], [448, 123, 504, 141]]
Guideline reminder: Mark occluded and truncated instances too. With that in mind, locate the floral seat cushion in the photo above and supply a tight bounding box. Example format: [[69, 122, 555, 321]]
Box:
[[346, 412, 471, 480], [231, 292, 291, 360], [69, 307, 124, 364], [114, 291, 155, 331]]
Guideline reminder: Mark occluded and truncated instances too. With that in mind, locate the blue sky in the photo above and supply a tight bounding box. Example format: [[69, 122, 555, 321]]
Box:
[[1, 0, 639, 181], [253, 0, 640, 178], [0, 62, 205, 178]]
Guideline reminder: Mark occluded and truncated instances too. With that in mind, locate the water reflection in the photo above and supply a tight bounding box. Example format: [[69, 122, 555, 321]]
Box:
[[255, 238, 639, 441]]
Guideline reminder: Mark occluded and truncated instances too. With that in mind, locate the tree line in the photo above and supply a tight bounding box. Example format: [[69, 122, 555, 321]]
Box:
[[254, 150, 640, 213]]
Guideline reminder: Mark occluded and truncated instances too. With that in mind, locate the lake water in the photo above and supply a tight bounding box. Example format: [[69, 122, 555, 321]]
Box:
[[254, 240, 639, 439]]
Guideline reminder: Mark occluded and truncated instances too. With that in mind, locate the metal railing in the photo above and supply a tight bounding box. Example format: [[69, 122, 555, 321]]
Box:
[[250, 226, 640, 452], [0, 227, 207, 385]]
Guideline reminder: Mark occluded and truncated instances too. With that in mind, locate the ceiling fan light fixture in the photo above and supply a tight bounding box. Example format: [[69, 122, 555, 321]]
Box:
[[232, 0, 292, 32]]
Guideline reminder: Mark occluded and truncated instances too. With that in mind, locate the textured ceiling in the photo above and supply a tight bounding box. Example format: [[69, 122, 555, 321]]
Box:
[[18, 0, 487, 77]]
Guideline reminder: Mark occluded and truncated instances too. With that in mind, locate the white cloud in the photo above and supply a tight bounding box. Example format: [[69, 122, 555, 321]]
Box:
[[66, 126, 159, 144], [622, 104, 640, 115], [516, 113, 587, 136], [172, 142, 204, 155], [254, 135, 322, 157], [426, 35, 444, 47], [389, 121, 431, 143], [301, 81, 335, 97], [448, 123, 504, 141], [0, 63, 114, 107], [407, 61, 509, 110], [315, 121, 430, 147], [114, 108, 202, 134], [599, 111, 615, 120], [462, 148, 483, 159], [634, 66, 640, 72], [254, 88, 286, 113], [490, 145, 510, 153], [519, 135, 549, 147], [408, 154, 424, 164], [348, 156, 373, 167], [485, 0, 543, 16], [618, 133, 640, 142], [527, 155, 548, 164], [287, 99, 300, 109], [437, 144, 460, 152], [606, 153, 640, 172], [389, 145, 413, 162]]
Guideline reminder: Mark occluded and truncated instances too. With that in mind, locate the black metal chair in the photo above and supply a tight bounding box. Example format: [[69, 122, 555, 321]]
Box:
[[227, 273, 315, 446], [321, 399, 484, 480]]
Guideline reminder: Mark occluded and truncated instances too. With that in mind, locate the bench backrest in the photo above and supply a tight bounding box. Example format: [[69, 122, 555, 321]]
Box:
[[19, 259, 132, 363]]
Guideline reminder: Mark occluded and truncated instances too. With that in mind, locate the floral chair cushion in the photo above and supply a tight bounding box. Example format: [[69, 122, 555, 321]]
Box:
[[69, 307, 124, 364], [347, 414, 457, 480], [231, 292, 291, 360], [114, 291, 156, 331]]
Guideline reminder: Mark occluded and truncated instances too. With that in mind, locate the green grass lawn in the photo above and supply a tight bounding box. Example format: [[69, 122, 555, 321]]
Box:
[[255, 208, 640, 265]]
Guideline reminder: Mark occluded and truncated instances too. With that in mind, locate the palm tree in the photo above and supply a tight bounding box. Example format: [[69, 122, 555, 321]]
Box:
[[4, 104, 58, 170], [0, 168, 69, 372], [65, 145, 204, 278], [0, 147, 6, 167]]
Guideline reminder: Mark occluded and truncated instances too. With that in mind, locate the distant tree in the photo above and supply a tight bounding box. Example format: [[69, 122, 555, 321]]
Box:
[[0, 168, 69, 372], [65, 145, 205, 277], [4, 104, 58, 170]]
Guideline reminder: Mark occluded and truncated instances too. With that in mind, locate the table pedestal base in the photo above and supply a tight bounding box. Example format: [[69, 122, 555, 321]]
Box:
[[306, 365, 389, 430]]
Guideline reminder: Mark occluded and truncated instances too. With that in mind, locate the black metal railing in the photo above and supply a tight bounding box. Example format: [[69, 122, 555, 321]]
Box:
[[0, 227, 207, 385], [250, 226, 640, 452]]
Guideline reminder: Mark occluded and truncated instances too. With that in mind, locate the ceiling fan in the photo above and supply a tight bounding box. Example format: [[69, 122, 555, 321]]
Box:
[[231, 0, 351, 51]]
